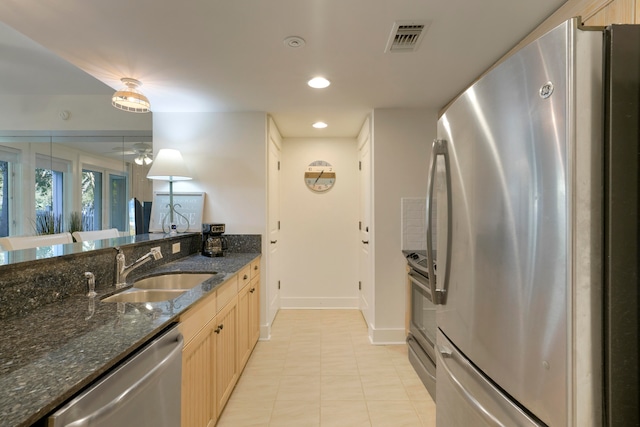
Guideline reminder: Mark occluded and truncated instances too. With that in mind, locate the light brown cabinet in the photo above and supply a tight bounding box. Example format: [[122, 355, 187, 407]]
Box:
[[180, 290, 218, 427], [182, 320, 217, 427], [237, 278, 252, 370], [238, 259, 261, 371], [248, 273, 260, 347], [179, 256, 261, 427], [214, 294, 238, 418], [582, 0, 638, 25]]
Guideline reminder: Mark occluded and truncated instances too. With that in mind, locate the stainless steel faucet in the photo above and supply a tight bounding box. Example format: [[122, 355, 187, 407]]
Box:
[[114, 246, 163, 288]]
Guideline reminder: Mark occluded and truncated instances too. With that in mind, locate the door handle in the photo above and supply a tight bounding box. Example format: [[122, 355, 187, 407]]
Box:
[[270, 240, 277, 244]]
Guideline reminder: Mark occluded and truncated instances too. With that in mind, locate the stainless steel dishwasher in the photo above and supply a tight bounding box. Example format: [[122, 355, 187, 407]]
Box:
[[48, 325, 183, 427]]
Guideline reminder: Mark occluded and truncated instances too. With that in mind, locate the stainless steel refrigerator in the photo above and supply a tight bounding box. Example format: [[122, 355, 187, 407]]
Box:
[[426, 18, 639, 426]]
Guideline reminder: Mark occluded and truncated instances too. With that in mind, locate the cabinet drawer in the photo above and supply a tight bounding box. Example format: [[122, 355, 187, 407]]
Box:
[[250, 259, 260, 279], [180, 292, 217, 345], [238, 265, 251, 290], [216, 276, 238, 313]]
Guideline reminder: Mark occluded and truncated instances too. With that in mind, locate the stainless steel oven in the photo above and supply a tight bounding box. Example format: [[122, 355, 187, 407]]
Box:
[[406, 251, 437, 400]]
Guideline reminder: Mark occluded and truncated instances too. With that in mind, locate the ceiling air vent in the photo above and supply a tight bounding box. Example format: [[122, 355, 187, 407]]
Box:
[[385, 20, 430, 53]]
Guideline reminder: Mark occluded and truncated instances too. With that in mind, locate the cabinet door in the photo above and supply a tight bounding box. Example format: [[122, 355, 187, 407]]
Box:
[[182, 320, 216, 427], [249, 276, 260, 346], [215, 296, 238, 417], [237, 282, 252, 371]]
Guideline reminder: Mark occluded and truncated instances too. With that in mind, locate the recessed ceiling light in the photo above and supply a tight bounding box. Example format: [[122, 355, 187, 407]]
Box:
[[283, 36, 306, 48], [308, 77, 331, 89], [312, 122, 328, 129]]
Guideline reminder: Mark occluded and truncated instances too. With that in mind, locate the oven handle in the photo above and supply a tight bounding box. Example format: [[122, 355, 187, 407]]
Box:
[[408, 271, 434, 303], [408, 335, 436, 382]]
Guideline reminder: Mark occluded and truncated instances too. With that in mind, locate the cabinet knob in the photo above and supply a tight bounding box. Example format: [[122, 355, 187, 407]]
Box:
[[250, 288, 256, 293], [270, 240, 277, 244], [254, 265, 258, 270], [362, 240, 369, 244], [243, 274, 248, 280], [214, 324, 224, 334]]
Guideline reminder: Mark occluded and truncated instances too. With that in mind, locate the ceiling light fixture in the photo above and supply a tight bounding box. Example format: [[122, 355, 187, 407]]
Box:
[[308, 77, 330, 89], [313, 121, 328, 129], [112, 78, 151, 113], [134, 154, 153, 165]]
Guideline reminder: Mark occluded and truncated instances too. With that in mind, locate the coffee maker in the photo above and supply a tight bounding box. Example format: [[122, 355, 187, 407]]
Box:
[[202, 223, 227, 257]]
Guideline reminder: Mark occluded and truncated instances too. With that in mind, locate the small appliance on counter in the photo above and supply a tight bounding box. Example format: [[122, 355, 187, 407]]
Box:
[[202, 223, 227, 257]]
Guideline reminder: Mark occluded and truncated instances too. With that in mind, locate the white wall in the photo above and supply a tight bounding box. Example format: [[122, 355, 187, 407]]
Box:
[[152, 112, 267, 235], [153, 111, 269, 336], [280, 137, 359, 308], [371, 107, 437, 341]]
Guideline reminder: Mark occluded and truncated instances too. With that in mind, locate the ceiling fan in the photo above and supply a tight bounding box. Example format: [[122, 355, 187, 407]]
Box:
[[111, 142, 153, 165]]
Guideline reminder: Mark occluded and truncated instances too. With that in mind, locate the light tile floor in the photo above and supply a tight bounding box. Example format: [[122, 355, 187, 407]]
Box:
[[217, 309, 436, 427]]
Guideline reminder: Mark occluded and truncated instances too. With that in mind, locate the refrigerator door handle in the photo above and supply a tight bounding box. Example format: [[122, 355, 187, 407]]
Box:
[[436, 339, 544, 427], [438, 344, 453, 358], [426, 139, 452, 304], [437, 344, 506, 426]]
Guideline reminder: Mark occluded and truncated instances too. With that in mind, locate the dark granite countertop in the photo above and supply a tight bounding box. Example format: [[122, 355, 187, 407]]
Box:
[[0, 252, 260, 427]]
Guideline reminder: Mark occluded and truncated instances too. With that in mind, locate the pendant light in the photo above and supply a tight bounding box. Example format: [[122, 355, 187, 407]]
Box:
[[112, 78, 150, 113]]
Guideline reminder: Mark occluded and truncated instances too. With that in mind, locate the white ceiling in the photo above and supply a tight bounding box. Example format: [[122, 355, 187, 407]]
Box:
[[0, 0, 566, 139]]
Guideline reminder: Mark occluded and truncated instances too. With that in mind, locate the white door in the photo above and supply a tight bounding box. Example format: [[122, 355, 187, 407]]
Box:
[[358, 119, 373, 327], [267, 122, 281, 330]]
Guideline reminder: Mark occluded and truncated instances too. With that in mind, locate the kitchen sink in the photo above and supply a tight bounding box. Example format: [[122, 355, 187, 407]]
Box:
[[101, 272, 216, 303], [102, 289, 187, 303], [133, 273, 216, 290]]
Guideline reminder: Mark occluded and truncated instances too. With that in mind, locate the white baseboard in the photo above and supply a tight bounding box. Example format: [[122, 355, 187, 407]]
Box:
[[259, 323, 271, 341], [368, 325, 407, 345], [280, 296, 359, 309]]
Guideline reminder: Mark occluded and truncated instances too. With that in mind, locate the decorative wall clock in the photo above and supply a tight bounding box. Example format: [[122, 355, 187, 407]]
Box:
[[304, 160, 336, 193]]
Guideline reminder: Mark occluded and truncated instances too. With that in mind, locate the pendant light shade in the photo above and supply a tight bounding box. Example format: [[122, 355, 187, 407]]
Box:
[[112, 78, 150, 113]]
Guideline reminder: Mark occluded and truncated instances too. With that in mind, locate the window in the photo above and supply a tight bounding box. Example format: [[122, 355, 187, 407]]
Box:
[[0, 146, 18, 238], [35, 154, 69, 234], [82, 165, 129, 233], [109, 173, 128, 231], [0, 160, 10, 237], [82, 170, 103, 231]]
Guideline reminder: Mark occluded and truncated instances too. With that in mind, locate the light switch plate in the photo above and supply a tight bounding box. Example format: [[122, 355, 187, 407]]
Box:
[[172, 242, 180, 254]]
